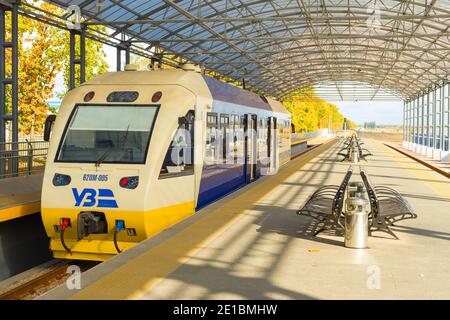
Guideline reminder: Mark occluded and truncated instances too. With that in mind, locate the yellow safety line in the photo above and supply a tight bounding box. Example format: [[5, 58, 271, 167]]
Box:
[[71, 139, 338, 300], [0, 201, 41, 223], [372, 140, 450, 199], [0, 191, 40, 206]]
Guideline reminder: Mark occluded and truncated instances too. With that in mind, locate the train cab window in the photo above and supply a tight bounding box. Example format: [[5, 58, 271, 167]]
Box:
[[205, 113, 218, 166], [57, 105, 157, 164], [159, 111, 195, 178]]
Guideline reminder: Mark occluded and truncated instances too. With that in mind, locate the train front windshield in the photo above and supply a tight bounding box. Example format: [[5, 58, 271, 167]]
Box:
[[57, 105, 158, 164]]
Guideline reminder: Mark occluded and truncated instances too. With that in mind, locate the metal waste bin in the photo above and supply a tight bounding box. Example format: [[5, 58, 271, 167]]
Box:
[[347, 181, 365, 199], [351, 148, 359, 163], [345, 197, 369, 248]]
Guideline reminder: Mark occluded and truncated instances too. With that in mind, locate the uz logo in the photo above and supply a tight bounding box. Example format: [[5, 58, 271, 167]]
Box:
[[72, 188, 118, 208]]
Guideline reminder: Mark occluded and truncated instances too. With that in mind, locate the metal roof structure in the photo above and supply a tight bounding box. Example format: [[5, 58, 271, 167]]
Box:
[[27, 0, 450, 100]]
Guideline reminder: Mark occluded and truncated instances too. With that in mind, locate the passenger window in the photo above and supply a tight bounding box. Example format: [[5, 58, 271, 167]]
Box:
[[159, 110, 194, 178]]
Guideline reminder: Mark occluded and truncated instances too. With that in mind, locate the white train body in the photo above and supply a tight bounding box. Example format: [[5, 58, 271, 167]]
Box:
[[41, 68, 291, 260]]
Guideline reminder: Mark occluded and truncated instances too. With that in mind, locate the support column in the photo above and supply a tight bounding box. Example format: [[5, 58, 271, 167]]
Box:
[[116, 42, 130, 71], [427, 91, 435, 158], [408, 100, 412, 148], [410, 98, 416, 151], [416, 96, 421, 151], [69, 28, 86, 90], [421, 94, 428, 155], [443, 83, 450, 162], [408, 100, 413, 148], [0, 1, 19, 178], [402, 100, 407, 147], [433, 86, 442, 160]]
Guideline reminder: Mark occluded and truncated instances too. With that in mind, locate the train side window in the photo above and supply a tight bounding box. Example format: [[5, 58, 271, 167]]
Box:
[[159, 110, 194, 178], [205, 113, 218, 166]]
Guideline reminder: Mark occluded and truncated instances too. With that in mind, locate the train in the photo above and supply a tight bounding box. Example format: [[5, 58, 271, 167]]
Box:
[[41, 64, 291, 261]]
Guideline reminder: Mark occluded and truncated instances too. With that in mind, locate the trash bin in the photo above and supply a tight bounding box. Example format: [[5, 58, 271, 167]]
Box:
[[344, 197, 369, 249], [351, 148, 359, 163], [347, 181, 365, 199]]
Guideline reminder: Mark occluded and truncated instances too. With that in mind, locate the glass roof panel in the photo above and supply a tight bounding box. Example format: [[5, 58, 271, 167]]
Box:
[[43, 0, 450, 100]]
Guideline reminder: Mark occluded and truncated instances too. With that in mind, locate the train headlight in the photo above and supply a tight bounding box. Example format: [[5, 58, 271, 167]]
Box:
[[119, 176, 139, 189], [53, 173, 71, 186]]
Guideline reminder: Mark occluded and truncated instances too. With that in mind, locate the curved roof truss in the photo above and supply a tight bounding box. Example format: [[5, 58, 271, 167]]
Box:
[[37, 0, 450, 101]]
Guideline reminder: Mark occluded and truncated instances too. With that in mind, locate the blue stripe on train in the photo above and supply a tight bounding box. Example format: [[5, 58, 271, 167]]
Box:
[[196, 163, 246, 210]]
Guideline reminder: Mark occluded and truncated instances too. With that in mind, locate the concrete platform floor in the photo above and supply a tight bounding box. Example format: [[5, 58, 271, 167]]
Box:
[[42, 139, 450, 300], [0, 173, 42, 222]]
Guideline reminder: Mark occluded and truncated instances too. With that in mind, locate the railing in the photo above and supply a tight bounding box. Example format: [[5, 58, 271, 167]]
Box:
[[0, 138, 48, 179]]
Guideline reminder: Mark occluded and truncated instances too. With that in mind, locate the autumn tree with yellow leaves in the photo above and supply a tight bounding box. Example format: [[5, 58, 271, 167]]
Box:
[[6, 1, 109, 136], [16, 2, 65, 137], [282, 88, 354, 132]]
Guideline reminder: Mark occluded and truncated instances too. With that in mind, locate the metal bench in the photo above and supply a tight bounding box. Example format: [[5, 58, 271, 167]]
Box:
[[360, 170, 417, 239], [355, 142, 372, 160], [338, 136, 354, 161], [297, 166, 354, 235], [338, 135, 372, 162]]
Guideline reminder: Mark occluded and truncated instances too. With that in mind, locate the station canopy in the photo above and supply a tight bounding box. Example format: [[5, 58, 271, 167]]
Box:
[[37, 0, 450, 101]]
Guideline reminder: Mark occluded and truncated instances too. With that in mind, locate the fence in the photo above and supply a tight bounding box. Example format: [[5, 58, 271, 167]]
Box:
[[0, 138, 49, 179]]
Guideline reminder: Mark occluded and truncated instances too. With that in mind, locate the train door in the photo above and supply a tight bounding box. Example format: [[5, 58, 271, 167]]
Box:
[[158, 110, 195, 207], [245, 114, 257, 183], [268, 116, 278, 172]]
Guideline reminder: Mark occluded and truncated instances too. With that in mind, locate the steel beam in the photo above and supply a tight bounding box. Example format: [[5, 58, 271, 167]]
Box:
[[0, 1, 19, 177], [69, 28, 86, 89]]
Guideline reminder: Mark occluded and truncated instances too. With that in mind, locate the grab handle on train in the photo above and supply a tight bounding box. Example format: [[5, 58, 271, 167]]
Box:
[[44, 114, 56, 141]]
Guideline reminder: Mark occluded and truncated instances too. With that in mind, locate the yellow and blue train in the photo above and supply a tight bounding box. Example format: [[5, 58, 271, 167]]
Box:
[[41, 64, 291, 261]]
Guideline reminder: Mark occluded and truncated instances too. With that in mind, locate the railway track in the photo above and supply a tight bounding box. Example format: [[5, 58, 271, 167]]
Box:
[[0, 260, 98, 300]]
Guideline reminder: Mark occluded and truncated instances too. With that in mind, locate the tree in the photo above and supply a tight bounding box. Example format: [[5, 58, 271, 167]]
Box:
[[282, 87, 350, 132], [6, 0, 109, 136], [17, 2, 65, 136]]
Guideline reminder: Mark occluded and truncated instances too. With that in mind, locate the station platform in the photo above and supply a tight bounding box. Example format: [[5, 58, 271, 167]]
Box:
[[41, 138, 450, 300], [384, 143, 450, 178], [0, 174, 43, 223]]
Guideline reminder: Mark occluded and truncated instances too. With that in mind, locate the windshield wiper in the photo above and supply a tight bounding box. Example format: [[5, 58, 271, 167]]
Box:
[[95, 124, 130, 167]]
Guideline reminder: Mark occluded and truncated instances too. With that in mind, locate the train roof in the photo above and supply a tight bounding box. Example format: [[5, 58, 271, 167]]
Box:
[[82, 69, 289, 115]]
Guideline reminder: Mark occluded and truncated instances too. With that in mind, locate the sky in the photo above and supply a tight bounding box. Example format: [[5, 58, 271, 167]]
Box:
[[330, 100, 403, 126], [53, 44, 404, 126]]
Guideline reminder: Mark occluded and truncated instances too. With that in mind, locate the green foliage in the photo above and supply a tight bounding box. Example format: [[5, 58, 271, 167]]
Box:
[[282, 88, 352, 132], [15, 2, 66, 136]]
